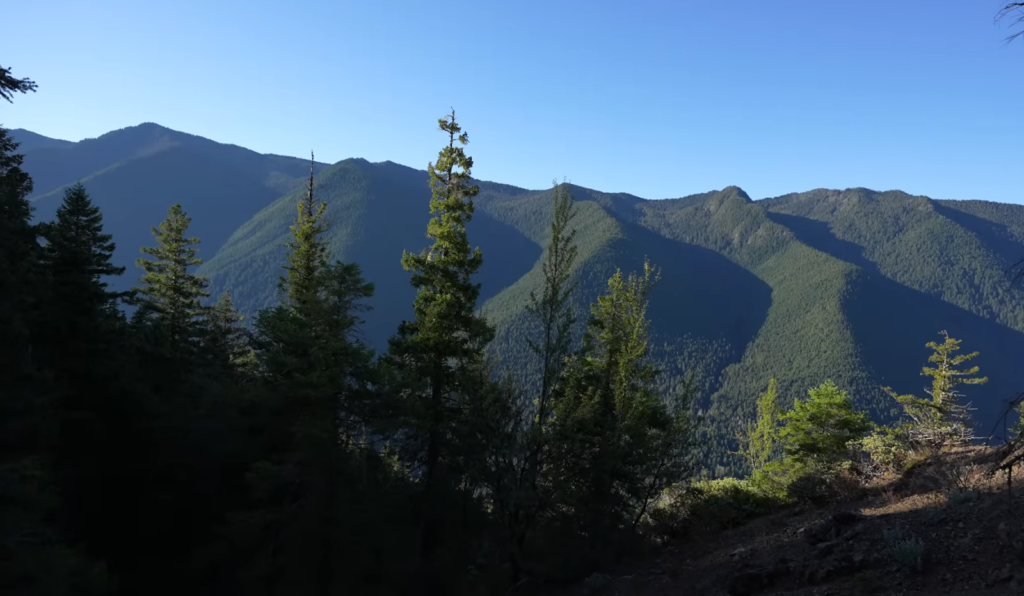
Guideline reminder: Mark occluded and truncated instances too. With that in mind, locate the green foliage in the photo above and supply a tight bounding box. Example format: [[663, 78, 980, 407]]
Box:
[[545, 259, 696, 549], [885, 331, 988, 448], [133, 203, 211, 348], [855, 425, 912, 476], [883, 527, 926, 571], [780, 380, 872, 467], [525, 181, 579, 423], [736, 379, 781, 473], [646, 476, 785, 542]]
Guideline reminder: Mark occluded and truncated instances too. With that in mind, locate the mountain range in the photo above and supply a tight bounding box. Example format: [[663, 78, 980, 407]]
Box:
[[13, 123, 1024, 473]]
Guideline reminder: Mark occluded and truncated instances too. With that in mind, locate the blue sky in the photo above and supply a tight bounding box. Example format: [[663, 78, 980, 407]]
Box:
[[5, 0, 1023, 203]]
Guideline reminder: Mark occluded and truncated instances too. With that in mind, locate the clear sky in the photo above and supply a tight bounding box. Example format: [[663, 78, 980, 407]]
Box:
[[4, 0, 1023, 203]]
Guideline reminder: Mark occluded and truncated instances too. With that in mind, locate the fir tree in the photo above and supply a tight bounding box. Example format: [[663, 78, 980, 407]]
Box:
[[386, 110, 496, 583], [546, 259, 695, 557], [241, 154, 377, 594], [526, 181, 580, 424], [502, 181, 579, 579], [207, 290, 254, 376], [780, 380, 871, 466], [40, 183, 126, 352], [133, 203, 210, 349]]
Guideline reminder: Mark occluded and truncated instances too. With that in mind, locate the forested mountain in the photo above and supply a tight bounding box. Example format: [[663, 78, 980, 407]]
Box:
[[13, 124, 328, 293], [15, 124, 1024, 474]]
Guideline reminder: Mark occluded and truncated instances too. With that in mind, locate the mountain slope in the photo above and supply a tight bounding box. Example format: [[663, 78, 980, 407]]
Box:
[[8, 129, 74, 152], [15, 123, 328, 292], [12, 123, 1024, 474], [200, 159, 543, 350]]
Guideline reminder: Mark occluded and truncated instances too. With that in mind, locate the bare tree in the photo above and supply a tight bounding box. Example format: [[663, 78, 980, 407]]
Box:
[[0, 64, 37, 103]]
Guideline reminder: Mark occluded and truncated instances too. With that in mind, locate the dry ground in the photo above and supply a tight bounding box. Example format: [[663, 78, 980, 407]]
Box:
[[532, 448, 1024, 596]]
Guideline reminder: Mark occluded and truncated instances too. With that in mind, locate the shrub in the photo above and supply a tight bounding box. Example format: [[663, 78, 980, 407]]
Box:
[[856, 426, 912, 476], [946, 488, 978, 506], [780, 380, 872, 467], [883, 526, 926, 571], [645, 477, 785, 539]]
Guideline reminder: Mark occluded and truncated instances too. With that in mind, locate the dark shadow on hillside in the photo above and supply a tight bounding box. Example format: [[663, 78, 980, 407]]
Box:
[[766, 211, 880, 274], [33, 146, 296, 296], [845, 270, 1024, 437], [615, 221, 773, 395], [934, 203, 1024, 275]]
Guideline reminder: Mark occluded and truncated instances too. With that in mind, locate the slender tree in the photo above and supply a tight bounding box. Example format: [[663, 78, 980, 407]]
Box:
[[386, 110, 495, 584], [526, 181, 579, 426], [736, 378, 781, 473], [501, 181, 579, 579], [885, 331, 987, 448], [546, 259, 695, 558], [241, 154, 376, 595]]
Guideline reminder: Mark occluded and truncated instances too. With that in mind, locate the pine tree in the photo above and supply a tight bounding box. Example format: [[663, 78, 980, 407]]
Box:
[[386, 110, 496, 582], [885, 331, 987, 448], [133, 203, 210, 352]]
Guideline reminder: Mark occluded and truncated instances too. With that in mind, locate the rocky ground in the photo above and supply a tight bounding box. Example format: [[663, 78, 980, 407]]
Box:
[[534, 448, 1024, 596]]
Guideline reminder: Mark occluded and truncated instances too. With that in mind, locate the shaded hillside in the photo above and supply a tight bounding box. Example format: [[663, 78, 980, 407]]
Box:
[[8, 128, 74, 152], [200, 159, 543, 350], [16, 123, 328, 292], [12, 123, 1024, 472], [764, 189, 1024, 332], [478, 185, 772, 407]]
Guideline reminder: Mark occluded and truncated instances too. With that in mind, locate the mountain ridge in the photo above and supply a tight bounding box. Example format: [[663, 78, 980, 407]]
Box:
[[11, 122, 1024, 473]]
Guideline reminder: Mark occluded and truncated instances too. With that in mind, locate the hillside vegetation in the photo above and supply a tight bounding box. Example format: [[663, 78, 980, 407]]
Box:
[[14, 125, 1024, 476], [5, 109, 1024, 596]]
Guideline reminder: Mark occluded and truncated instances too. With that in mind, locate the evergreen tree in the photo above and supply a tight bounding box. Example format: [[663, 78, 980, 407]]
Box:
[[40, 183, 126, 356], [885, 331, 987, 448], [495, 181, 579, 580], [207, 290, 254, 377], [385, 110, 496, 580], [0, 125, 107, 594], [736, 379, 781, 473], [526, 181, 579, 426], [546, 259, 695, 562], [780, 380, 871, 467], [133, 202, 210, 349], [239, 155, 378, 595], [0, 126, 40, 377]]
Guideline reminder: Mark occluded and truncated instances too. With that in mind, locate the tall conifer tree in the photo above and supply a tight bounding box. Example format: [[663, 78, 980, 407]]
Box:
[[133, 203, 210, 349], [386, 110, 495, 582]]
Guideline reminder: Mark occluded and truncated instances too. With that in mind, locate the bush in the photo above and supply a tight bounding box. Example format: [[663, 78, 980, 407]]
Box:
[[783, 464, 864, 505], [856, 426, 912, 477], [646, 477, 785, 540], [883, 527, 925, 571]]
